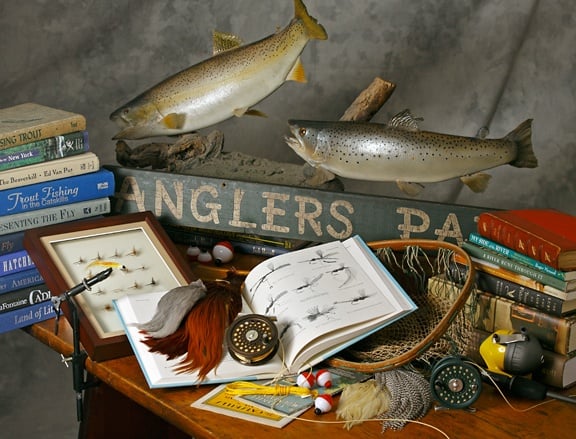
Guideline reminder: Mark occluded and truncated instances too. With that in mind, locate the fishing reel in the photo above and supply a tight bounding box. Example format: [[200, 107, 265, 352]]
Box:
[[479, 328, 544, 376], [430, 356, 483, 411], [430, 328, 550, 411], [226, 314, 279, 366]]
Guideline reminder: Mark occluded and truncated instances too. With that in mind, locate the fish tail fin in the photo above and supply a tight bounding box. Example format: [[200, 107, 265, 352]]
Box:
[[294, 0, 328, 40], [507, 119, 538, 168]]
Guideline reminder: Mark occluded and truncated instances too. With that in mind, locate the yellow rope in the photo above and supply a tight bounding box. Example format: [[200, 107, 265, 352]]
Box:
[[225, 381, 318, 398]]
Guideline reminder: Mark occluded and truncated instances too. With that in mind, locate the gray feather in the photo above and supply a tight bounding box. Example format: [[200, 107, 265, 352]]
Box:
[[137, 279, 207, 338]]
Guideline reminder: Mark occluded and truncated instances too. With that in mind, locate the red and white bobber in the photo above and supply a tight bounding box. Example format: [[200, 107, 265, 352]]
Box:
[[297, 371, 315, 389], [314, 394, 333, 414], [212, 241, 234, 265], [315, 369, 332, 388]]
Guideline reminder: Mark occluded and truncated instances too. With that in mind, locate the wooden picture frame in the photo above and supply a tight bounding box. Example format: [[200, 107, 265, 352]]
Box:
[[24, 211, 196, 361]]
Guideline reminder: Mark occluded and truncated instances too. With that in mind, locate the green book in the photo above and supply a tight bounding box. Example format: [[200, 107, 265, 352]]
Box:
[[462, 241, 576, 292]]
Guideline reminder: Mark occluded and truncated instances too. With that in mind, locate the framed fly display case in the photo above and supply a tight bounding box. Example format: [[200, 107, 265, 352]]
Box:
[[24, 211, 195, 361]]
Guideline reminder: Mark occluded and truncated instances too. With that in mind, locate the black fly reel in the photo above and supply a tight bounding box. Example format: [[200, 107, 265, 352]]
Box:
[[226, 314, 279, 366], [430, 356, 483, 410]]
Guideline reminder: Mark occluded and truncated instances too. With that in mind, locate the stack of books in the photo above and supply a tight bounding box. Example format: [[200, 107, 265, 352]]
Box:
[[444, 209, 576, 389], [0, 103, 114, 333]]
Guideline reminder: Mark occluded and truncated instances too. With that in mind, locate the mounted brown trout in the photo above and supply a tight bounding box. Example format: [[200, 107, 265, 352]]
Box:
[[110, 0, 327, 140], [286, 110, 537, 196]]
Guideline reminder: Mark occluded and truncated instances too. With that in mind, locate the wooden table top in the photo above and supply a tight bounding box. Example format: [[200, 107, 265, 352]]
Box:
[[26, 316, 576, 439]]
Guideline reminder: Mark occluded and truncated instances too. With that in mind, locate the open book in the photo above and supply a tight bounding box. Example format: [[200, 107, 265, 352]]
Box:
[[114, 236, 417, 388]]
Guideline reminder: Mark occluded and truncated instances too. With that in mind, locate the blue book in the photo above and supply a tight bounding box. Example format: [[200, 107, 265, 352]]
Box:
[[0, 231, 25, 256], [0, 168, 114, 216], [0, 267, 43, 295], [0, 298, 58, 334], [0, 249, 35, 277]]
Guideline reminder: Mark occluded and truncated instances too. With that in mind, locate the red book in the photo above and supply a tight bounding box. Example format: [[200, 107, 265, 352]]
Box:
[[477, 209, 576, 271]]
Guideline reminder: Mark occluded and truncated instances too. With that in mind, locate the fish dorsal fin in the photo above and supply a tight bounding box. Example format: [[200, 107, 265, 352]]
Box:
[[286, 57, 307, 83], [387, 109, 421, 132], [212, 30, 243, 55], [162, 113, 186, 129]]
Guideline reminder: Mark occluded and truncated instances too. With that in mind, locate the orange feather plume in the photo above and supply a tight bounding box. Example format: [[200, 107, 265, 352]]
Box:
[[141, 274, 244, 382]]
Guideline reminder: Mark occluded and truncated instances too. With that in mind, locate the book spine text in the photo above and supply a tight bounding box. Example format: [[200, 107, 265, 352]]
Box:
[[0, 168, 114, 216], [0, 114, 86, 150], [450, 262, 570, 317], [0, 268, 44, 295], [0, 283, 50, 315], [0, 152, 99, 191], [0, 231, 25, 256], [473, 289, 575, 355], [469, 232, 566, 280], [0, 131, 89, 171], [0, 197, 111, 236], [0, 249, 35, 277], [0, 299, 57, 334], [478, 213, 562, 269], [462, 241, 568, 291]]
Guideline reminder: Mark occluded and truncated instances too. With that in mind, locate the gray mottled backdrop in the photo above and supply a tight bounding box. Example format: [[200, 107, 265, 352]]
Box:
[[2, 0, 574, 210], [0, 0, 574, 436]]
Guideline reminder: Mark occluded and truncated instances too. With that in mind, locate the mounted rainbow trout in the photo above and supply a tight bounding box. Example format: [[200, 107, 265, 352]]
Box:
[[110, 0, 327, 140], [285, 110, 537, 196]]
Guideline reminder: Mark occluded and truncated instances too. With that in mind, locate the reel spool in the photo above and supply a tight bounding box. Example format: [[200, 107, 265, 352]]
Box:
[[430, 356, 483, 410], [226, 314, 279, 366]]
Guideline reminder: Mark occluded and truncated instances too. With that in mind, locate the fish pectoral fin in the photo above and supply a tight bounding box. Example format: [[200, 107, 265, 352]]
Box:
[[460, 173, 492, 193], [212, 30, 243, 55], [396, 181, 425, 196], [233, 108, 268, 118], [161, 113, 187, 130], [387, 109, 422, 132], [286, 57, 307, 83]]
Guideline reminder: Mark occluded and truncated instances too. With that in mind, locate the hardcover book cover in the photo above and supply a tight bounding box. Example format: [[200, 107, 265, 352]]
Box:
[[0, 249, 35, 277], [0, 283, 50, 315], [0, 151, 99, 190], [0, 130, 89, 171], [0, 268, 44, 295], [0, 168, 114, 216], [0, 103, 86, 150], [478, 209, 576, 271], [0, 299, 57, 334], [0, 197, 111, 236]]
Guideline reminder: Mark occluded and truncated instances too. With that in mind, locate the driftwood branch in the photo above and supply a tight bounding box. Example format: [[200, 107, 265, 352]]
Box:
[[115, 77, 396, 187], [340, 77, 396, 122]]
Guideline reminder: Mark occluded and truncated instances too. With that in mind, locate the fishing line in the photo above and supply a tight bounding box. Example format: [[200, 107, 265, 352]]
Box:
[[465, 359, 576, 412], [225, 329, 451, 437], [279, 415, 451, 438]]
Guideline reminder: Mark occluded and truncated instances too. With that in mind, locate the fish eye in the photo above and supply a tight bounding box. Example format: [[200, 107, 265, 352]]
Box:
[[298, 128, 307, 136]]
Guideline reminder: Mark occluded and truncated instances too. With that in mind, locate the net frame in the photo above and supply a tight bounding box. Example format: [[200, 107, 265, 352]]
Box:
[[327, 239, 476, 373]]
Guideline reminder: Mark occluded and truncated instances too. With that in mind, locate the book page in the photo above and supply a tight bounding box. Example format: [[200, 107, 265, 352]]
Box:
[[243, 236, 415, 370]]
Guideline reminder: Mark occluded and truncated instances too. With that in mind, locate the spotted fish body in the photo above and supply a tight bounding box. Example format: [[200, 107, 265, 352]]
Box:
[[285, 110, 537, 195], [110, 0, 327, 140]]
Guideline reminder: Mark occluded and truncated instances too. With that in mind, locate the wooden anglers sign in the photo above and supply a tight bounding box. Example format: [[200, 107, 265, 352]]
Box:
[[105, 165, 493, 245]]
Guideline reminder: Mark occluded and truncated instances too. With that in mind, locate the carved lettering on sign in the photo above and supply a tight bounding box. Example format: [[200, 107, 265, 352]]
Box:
[[111, 171, 480, 245]]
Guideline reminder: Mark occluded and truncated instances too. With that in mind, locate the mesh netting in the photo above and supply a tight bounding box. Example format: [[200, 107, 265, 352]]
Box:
[[328, 240, 476, 373]]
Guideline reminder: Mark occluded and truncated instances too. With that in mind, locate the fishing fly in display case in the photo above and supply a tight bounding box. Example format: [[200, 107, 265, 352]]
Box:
[[23, 211, 196, 361]]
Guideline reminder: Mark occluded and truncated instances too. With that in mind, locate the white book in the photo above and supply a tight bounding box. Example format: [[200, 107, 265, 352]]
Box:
[[114, 235, 417, 388]]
